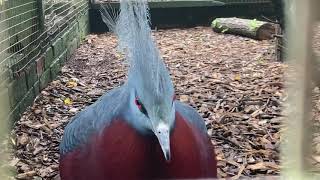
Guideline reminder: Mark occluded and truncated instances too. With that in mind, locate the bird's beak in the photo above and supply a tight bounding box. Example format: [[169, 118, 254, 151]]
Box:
[[154, 122, 171, 162]]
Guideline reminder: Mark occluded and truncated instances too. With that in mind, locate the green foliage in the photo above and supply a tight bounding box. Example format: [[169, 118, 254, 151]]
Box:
[[249, 19, 259, 31], [221, 28, 229, 33], [212, 19, 228, 33], [211, 19, 219, 28]]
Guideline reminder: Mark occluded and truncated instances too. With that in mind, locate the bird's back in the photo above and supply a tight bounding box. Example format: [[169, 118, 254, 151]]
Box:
[[59, 85, 155, 180], [59, 86, 127, 156]]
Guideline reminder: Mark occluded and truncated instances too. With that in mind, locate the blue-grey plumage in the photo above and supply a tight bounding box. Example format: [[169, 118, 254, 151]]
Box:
[[59, 85, 209, 155], [99, 0, 176, 160]]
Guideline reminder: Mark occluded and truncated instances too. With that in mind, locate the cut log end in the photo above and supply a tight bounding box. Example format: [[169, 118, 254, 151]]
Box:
[[257, 23, 276, 40]]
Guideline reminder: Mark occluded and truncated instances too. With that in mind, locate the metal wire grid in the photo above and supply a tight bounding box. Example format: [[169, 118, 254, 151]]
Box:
[[0, 0, 89, 81], [0, 0, 38, 78], [10, 0, 89, 73]]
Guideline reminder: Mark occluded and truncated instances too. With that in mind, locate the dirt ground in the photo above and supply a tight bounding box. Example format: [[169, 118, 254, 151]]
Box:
[[8, 27, 289, 179]]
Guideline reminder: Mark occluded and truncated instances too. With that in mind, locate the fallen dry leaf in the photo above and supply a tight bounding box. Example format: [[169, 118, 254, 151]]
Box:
[[17, 133, 29, 146], [64, 98, 73, 105], [234, 74, 241, 81], [179, 95, 189, 103], [16, 171, 37, 179], [247, 162, 279, 171]]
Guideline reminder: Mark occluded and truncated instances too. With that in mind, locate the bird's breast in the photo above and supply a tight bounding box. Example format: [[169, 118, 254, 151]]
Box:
[[59, 114, 217, 180], [60, 117, 159, 180]]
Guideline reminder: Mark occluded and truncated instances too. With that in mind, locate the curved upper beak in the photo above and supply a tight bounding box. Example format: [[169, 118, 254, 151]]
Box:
[[154, 122, 171, 162]]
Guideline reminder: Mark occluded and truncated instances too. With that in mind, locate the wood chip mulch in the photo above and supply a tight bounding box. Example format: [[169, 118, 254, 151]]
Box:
[[7, 27, 288, 179]]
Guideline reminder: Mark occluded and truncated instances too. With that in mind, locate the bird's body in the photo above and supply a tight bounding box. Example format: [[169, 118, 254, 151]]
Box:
[[59, 0, 217, 179], [60, 86, 217, 179]]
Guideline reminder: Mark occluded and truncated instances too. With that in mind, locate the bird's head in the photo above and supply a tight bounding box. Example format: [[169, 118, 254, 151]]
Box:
[[128, 59, 175, 162], [104, 0, 176, 162]]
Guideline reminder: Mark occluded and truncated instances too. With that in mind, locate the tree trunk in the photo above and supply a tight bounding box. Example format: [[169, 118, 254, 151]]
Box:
[[211, 17, 276, 40]]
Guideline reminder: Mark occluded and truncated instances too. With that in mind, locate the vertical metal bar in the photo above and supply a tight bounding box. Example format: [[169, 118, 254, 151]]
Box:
[[36, 0, 45, 32], [36, 0, 45, 52], [282, 0, 316, 179], [0, 2, 10, 179]]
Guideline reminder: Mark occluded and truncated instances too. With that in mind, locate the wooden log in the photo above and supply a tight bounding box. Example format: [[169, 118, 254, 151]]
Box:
[[211, 17, 276, 40]]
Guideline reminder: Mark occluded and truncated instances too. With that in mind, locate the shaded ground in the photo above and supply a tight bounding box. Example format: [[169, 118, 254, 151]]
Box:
[[10, 27, 286, 179]]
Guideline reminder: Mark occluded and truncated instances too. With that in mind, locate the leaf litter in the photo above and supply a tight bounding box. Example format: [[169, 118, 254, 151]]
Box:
[[7, 27, 289, 179]]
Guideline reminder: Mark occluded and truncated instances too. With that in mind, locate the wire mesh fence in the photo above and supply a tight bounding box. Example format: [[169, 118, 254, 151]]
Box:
[[0, 1, 89, 178], [0, 0, 38, 83], [0, 0, 89, 83]]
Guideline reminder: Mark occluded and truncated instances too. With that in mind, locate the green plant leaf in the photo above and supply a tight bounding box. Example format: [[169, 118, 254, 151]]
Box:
[[249, 19, 259, 31], [211, 19, 219, 28], [221, 28, 229, 33]]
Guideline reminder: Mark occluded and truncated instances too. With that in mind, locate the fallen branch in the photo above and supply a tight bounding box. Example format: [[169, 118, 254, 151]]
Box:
[[212, 17, 276, 40]]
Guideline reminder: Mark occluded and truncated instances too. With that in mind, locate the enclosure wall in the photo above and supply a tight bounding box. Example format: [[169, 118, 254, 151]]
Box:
[[0, 0, 90, 125], [91, 0, 274, 32]]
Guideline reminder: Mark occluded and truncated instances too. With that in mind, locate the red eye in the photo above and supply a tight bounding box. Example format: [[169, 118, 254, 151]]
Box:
[[135, 98, 142, 109], [134, 98, 149, 117]]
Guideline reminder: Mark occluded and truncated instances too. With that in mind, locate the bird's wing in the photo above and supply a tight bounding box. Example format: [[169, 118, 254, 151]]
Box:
[[175, 101, 208, 136], [59, 87, 127, 155]]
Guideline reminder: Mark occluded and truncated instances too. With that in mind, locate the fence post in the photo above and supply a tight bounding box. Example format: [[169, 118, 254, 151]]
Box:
[[282, 0, 317, 179], [37, 0, 45, 33]]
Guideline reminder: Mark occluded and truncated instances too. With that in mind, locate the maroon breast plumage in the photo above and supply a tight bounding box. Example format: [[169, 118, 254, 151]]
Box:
[[59, 112, 217, 180]]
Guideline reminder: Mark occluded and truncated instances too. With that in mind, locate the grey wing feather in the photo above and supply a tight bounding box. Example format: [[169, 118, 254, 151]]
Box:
[[59, 87, 127, 155], [175, 101, 208, 135], [99, 4, 118, 33]]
